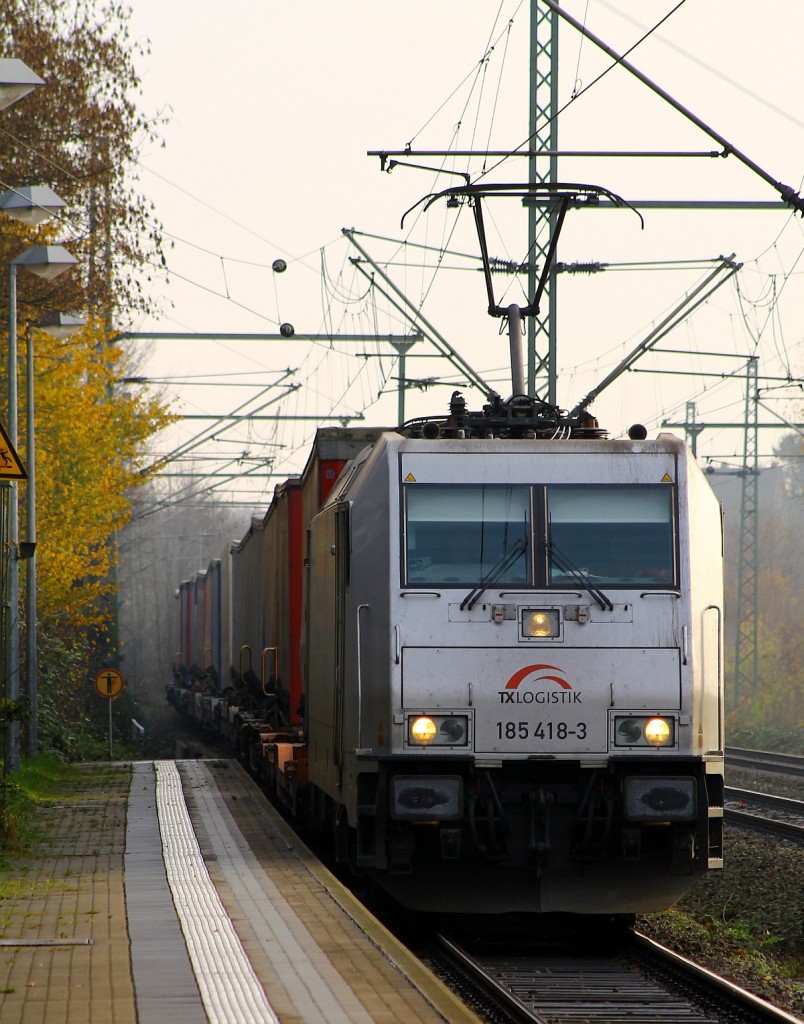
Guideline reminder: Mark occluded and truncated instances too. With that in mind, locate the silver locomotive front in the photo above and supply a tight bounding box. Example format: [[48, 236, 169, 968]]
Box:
[[307, 431, 725, 915]]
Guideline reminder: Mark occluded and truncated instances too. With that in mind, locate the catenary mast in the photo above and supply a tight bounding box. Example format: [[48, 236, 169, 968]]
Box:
[[527, 1, 560, 402]]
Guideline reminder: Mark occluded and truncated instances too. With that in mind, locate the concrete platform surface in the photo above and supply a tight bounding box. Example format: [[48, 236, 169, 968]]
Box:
[[0, 758, 482, 1024]]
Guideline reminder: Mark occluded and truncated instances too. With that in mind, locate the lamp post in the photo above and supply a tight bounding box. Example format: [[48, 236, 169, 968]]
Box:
[[5, 245, 77, 770], [0, 57, 48, 771], [24, 313, 85, 756], [0, 59, 44, 111]]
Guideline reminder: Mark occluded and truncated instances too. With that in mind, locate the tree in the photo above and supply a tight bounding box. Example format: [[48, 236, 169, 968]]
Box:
[[0, 0, 167, 322], [774, 429, 803, 499], [720, 460, 804, 745], [30, 318, 174, 631], [0, 2, 174, 756]]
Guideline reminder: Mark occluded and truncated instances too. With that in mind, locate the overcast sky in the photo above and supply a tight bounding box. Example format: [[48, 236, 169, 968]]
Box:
[[122, 0, 803, 505]]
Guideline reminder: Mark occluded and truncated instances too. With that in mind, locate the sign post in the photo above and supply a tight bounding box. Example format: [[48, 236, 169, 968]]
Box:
[[94, 668, 124, 759]]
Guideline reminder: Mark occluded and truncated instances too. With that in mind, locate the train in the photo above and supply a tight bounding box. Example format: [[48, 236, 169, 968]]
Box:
[[167, 389, 725, 917]]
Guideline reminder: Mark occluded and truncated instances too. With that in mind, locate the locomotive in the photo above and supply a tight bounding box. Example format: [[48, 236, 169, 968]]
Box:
[[168, 389, 725, 917]]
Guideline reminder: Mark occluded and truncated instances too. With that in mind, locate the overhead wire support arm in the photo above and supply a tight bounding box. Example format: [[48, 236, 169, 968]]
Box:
[[370, 148, 725, 160], [178, 413, 366, 422], [541, 0, 804, 215], [343, 228, 491, 395], [568, 256, 742, 418], [113, 331, 421, 344], [381, 158, 470, 184], [145, 379, 301, 473]]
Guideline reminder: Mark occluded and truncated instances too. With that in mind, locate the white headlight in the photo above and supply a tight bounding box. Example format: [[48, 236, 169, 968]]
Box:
[[410, 716, 437, 744], [614, 715, 675, 748], [521, 607, 561, 639], [407, 713, 469, 747]]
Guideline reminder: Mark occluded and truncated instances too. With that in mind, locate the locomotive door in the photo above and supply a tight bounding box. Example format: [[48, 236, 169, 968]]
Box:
[[333, 504, 350, 781]]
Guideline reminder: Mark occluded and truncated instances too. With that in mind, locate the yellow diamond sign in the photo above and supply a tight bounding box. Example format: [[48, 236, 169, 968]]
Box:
[[0, 420, 26, 480]]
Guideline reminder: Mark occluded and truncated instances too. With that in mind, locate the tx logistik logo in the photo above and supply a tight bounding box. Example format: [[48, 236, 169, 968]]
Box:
[[500, 664, 582, 704]]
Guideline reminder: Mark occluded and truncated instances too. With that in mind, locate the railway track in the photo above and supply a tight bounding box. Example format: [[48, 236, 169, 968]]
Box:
[[725, 788, 804, 842], [726, 747, 804, 779], [434, 929, 801, 1024]]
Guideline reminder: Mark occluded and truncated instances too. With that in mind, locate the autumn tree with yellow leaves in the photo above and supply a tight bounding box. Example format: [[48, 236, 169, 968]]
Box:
[[2, 1, 173, 756], [32, 321, 173, 630]]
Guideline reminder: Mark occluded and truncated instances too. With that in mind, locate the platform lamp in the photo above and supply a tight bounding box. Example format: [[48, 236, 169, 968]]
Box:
[[0, 58, 44, 111], [0, 186, 67, 225], [5, 244, 77, 770], [23, 313, 85, 757]]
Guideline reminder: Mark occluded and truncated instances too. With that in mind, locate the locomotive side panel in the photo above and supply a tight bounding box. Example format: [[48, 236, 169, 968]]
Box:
[[683, 446, 725, 755], [305, 505, 339, 797]]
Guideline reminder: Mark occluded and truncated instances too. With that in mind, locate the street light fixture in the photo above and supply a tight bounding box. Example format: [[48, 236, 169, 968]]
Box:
[[0, 186, 67, 226], [11, 245, 78, 280], [24, 313, 85, 756], [5, 244, 78, 770], [0, 58, 44, 111]]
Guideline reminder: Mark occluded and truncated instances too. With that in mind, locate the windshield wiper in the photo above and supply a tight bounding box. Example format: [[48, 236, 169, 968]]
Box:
[[548, 541, 613, 611], [460, 538, 528, 611]]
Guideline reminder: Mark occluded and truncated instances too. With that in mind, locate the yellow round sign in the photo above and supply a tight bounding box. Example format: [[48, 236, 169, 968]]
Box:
[[94, 668, 125, 699]]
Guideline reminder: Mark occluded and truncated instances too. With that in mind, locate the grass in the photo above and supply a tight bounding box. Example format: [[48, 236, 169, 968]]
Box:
[[654, 907, 800, 973], [640, 900, 804, 1015], [0, 755, 116, 855]]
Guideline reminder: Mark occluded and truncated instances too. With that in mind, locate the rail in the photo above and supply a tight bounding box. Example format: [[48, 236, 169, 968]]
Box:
[[434, 930, 801, 1024], [726, 748, 804, 779]]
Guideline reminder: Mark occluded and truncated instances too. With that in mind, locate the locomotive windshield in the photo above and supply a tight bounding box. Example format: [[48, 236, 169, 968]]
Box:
[[546, 485, 675, 587], [403, 482, 676, 589], [404, 485, 530, 585]]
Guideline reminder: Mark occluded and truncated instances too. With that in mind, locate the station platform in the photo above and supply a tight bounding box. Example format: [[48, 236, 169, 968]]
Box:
[[0, 758, 482, 1024]]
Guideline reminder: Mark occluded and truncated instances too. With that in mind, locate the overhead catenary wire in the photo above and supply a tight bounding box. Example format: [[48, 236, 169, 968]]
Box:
[[8, 4, 801, 509]]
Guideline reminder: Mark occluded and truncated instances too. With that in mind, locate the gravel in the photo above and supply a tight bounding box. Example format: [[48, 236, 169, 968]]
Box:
[[637, 768, 804, 1020]]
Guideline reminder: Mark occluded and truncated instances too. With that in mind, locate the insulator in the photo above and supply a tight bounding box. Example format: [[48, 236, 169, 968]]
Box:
[[557, 261, 604, 274]]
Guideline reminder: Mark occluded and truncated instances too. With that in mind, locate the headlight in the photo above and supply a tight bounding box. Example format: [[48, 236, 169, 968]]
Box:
[[614, 715, 675, 748], [624, 777, 696, 820], [410, 716, 437, 744], [407, 714, 469, 747], [644, 718, 672, 745], [521, 607, 561, 639]]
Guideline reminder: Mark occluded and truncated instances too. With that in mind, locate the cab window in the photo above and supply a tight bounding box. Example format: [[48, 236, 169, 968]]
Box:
[[546, 485, 675, 587], [404, 485, 530, 586]]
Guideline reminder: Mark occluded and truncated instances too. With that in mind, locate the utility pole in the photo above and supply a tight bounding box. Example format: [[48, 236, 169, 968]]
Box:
[[664, 361, 804, 704], [734, 358, 759, 705], [527, 0, 559, 402]]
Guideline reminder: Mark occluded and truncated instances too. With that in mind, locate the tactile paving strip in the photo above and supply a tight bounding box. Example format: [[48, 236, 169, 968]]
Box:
[[154, 760, 279, 1024]]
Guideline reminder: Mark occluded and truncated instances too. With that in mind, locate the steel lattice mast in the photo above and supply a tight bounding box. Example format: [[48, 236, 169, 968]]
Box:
[[734, 358, 760, 705], [527, 0, 560, 402]]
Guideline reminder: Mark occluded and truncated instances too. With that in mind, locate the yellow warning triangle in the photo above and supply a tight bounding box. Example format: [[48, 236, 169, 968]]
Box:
[[661, 473, 673, 483], [0, 420, 27, 480], [404, 472, 416, 482]]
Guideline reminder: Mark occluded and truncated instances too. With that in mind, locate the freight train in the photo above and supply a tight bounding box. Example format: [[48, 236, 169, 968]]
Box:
[[167, 389, 725, 917]]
